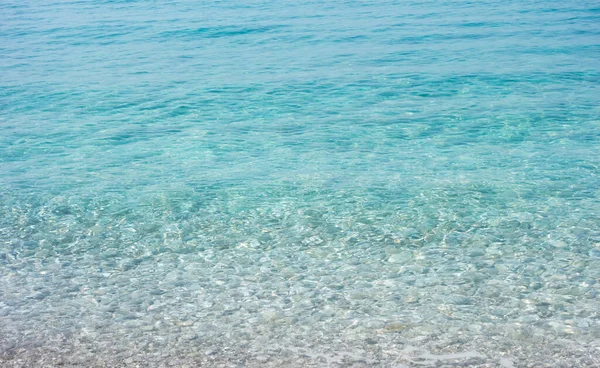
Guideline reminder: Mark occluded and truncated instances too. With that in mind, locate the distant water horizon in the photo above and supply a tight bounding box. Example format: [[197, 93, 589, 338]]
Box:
[[1, 0, 600, 366]]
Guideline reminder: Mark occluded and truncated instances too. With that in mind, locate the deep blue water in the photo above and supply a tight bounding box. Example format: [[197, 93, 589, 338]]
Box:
[[1, 0, 600, 366]]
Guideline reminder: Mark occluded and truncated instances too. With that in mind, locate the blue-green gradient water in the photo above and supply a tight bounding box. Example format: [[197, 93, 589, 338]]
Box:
[[1, 0, 600, 366]]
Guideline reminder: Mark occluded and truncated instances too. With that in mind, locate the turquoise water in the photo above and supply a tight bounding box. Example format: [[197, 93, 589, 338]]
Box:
[[1, 0, 600, 366]]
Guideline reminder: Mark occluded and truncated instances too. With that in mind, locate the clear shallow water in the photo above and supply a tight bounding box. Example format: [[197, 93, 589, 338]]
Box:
[[1, 0, 600, 366]]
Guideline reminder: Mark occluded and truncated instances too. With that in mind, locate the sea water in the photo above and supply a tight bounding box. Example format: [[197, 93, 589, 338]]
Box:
[[1, 0, 599, 366]]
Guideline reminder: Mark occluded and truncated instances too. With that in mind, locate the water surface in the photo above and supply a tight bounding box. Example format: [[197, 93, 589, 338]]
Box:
[[1, 0, 600, 366]]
